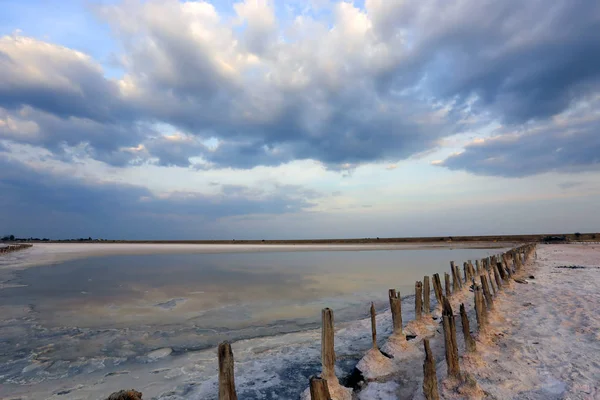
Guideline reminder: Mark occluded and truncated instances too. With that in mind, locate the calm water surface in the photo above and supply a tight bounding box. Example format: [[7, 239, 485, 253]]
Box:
[[0, 245, 507, 398]]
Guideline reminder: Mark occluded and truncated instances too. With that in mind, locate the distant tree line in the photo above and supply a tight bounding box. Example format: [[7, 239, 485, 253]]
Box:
[[1, 235, 96, 242]]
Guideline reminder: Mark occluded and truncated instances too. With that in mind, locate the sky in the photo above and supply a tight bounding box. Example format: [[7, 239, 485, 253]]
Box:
[[0, 0, 599, 240]]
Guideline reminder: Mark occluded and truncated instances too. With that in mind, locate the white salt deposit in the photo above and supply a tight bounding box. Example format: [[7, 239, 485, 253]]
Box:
[[355, 243, 600, 399]]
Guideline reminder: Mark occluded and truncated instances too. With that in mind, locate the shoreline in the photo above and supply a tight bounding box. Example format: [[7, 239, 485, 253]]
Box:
[[0, 241, 515, 271], [3, 231, 598, 245]]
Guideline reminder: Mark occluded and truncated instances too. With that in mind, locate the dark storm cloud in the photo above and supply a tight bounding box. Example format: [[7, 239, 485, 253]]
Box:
[[1, 0, 599, 174], [0, 157, 317, 238]]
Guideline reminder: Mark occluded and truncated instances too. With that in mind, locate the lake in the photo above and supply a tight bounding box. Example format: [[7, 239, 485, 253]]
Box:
[[0, 243, 510, 399]]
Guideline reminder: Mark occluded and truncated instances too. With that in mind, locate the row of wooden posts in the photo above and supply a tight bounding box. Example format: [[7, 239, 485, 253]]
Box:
[[217, 243, 537, 400], [0, 243, 33, 254]]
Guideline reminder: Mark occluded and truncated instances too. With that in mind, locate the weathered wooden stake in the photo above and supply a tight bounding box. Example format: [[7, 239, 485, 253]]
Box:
[[456, 261, 464, 290], [444, 272, 452, 298], [218, 341, 238, 400], [486, 267, 496, 295], [468, 261, 474, 280], [432, 274, 443, 305], [480, 275, 494, 310], [459, 303, 476, 353], [309, 376, 331, 400], [492, 262, 503, 290], [474, 285, 487, 331], [463, 262, 469, 284], [450, 261, 460, 291], [415, 281, 423, 320], [515, 251, 522, 269], [475, 259, 481, 276], [497, 262, 508, 281], [503, 256, 513, 279], [389, 289, 403, 335], [423, 276, 431, 314], [441, 297, 460, 378], [422, 339, 440, 400], [370, 302, 378, 349], [321, 308, 337, 382]]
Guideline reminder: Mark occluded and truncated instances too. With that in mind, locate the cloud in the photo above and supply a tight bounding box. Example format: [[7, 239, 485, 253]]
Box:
[[0, 156, 318, 238], [437, 98, 600, 177], [0, 35, 130, 122], [0, 0, 598, 175], [558, 181, 584, 190], [365, 0, 600, 123]]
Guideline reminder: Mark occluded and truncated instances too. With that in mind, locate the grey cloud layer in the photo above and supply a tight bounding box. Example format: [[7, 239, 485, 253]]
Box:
[[1, 0, 599, 175], [0, 156, 316, 238], [440, 98, 600, 177]]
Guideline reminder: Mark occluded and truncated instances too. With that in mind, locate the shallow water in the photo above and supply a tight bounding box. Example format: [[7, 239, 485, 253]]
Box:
[[0, 244, 508, 399]]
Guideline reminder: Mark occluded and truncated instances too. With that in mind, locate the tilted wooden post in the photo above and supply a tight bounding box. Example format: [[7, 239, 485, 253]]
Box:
[[501, 254, 511, 277], [444, 272, 452, 298], [423, 276, 431, 315], [415, 281, 423, 320], [309, 377, 331, 400], [218, 342, 238, 400], [370, 302, 378, 349], [441, 297, 460, 378], [492, 262, 503, 290], [497, 262, 508, 281], [463, 262, 469, 284], [422, 339, 440, 400], [432, 274, 443, 305], [475, 259, 481, 276], [474, 285, 487, 331], [480, 275, 494, 310], [389, 289, 403, 335], [459, 303, 476, 353], [321, 308, 337, 382]]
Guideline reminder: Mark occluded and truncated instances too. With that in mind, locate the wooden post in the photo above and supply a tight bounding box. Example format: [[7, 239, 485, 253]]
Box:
[[468, 260, 473, 281], [463, 262, 469, 284], [389, 289, 403, 335], [441, 297, 460, 378], [515, 251, 522, 269], [423, 276, 431, 315], [444, 272, 452, 298], [422, 339, 440, 400], [218, 341, 238, 400], [497, 261, 508, 281], [415, 281, 423, 320], [370, 302, 378, 349], [492, 262, 502, 290], [480, 275, 494, 310], [459, 303, 476, 353], [309, 377, 331, 400], [432, 274, 443, 305], [450, 261, 460, 291], [475, 259, 481, 276], [486, 266, 496, 295], [321, 308, 337, 382], [503, 255, 513, 278], [474, 285, 486, 331]]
